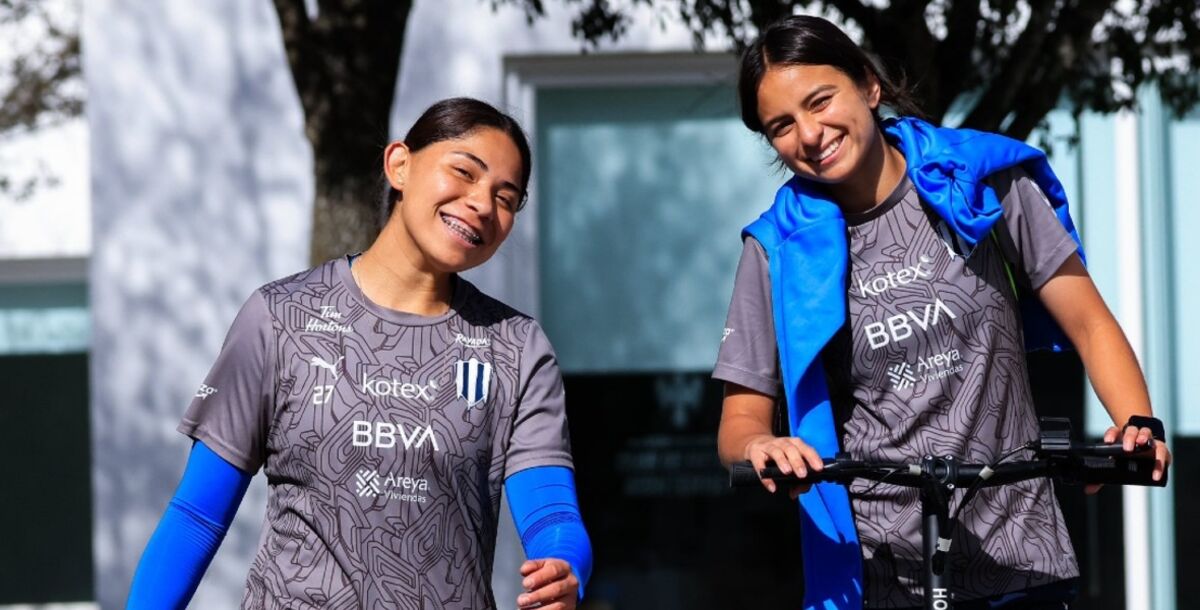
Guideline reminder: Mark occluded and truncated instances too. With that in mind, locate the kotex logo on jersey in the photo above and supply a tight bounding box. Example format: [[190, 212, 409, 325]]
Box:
[[455, 358, 492, 408], [359, 374, 438, 401], [854, 255, 935, 298]]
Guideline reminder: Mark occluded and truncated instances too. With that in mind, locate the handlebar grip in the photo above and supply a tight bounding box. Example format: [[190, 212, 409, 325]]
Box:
[[729, 461, 765, 487], [728, 460, 823, 487], [1075, 441, 1153, 457], [1039, 440, 1156, 457]]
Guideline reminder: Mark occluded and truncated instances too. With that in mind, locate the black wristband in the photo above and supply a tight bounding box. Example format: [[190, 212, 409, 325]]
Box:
[[1125, 415, 1165, 439]]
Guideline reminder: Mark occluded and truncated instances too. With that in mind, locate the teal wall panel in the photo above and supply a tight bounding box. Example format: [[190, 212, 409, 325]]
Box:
[[1167, 114, 1200, 435], [537, 85, 778, 373], [0, 283, 88, 355]]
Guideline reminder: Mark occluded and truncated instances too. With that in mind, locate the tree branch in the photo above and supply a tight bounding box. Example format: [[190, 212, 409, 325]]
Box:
[[1006, 82, 1064, 140], [743, 0, 793, 37], [961, 0, 1059, 131], [929, 0, 983, 119], [970, 0, 1113, 137], [823, 0, 881, 43], [873, 1, 937, 114]]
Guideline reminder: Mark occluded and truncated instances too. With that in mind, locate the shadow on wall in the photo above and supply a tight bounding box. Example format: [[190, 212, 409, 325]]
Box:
[[86, 1, 311, 607]]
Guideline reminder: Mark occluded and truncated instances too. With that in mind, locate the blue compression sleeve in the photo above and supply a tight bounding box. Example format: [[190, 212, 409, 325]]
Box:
[[505, 466, 593, 600], [126, 441, 252, 609]]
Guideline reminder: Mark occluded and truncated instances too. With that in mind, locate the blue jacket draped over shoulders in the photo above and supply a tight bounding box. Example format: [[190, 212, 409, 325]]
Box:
[[742, 116, 1084, 610]]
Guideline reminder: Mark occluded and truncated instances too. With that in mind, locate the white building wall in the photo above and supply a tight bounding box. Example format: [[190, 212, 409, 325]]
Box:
[[85, 1, 311, 607]]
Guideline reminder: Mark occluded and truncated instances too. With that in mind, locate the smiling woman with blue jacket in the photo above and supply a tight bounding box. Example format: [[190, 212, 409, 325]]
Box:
[[713, 15, 1171, 610]]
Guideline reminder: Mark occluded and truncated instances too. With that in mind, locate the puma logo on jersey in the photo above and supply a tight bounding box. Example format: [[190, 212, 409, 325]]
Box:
[[309, 355, 343, 377]]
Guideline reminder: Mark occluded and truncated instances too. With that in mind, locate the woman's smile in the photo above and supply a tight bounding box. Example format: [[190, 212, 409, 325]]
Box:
[[811, 134, 845, 168], [440, 212, 483, 247]]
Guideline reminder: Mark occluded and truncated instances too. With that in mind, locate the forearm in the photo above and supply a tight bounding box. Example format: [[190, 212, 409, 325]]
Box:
[[126, 441, 251, 609], [505, 466, 592, 599], [1036, 256, 1155, 429], [127, 499, 225, 609], [1074, 316, 1154, 426], [718, 384, 780, 467], [717, 412, 775, 468]]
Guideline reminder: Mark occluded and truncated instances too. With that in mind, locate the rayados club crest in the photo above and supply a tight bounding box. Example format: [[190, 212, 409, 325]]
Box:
[[454, 358, 492, 408]]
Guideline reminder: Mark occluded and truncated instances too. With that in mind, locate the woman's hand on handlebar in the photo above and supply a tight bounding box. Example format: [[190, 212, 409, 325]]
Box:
[[1085, 424, 1172, 494], [1115, 423, 1172, 483], [743, 434, 824, 498]]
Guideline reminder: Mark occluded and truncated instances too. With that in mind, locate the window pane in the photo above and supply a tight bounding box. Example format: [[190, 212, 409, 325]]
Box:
[[537, 85, 779, 373]]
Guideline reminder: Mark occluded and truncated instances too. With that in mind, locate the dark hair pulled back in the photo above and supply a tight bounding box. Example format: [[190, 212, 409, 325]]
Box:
[[737, 15, 924, 134], [382, 97, 532, 223]]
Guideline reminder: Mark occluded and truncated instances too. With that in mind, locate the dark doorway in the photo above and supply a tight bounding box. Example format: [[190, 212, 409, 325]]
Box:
[[0, 352, 93, 603]]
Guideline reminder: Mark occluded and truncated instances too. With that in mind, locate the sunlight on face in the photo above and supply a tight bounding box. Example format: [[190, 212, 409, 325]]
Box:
[[756, 64, 882, 186], [391, 127, 525, 274]]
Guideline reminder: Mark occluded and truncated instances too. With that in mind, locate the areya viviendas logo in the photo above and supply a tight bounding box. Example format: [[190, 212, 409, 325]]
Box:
[[355, 468, 429, 503], [888, 349, 965, 390]]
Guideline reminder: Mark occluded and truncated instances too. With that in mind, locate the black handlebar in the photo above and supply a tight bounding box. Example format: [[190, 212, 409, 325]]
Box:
[[728, 419, 1166, 610], [729, 440, 1164, 489]]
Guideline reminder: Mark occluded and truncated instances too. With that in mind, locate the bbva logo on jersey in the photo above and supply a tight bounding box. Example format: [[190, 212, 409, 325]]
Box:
[[455, 358, 492, 407]]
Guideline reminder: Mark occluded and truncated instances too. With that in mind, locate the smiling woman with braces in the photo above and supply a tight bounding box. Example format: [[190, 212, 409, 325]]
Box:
[[126, 98, 593, 610]]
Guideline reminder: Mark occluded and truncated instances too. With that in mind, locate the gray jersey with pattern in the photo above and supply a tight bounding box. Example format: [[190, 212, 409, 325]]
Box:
[[714, 169, 1080, 606], [180, 257, 573, 609]]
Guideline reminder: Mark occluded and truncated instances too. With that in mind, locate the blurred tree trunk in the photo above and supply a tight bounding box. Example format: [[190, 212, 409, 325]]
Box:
[[272, 0, 413, 265]]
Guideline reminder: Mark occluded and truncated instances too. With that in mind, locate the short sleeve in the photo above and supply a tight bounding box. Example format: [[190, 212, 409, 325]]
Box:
[[990, 166, 1080, 289], [177, 290, 276, 473], [712, 237, 781, 397], [505, 321, 573, 476]]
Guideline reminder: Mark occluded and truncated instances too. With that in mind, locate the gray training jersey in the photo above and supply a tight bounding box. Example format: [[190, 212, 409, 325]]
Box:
[[180, 257, 573, 609], [714, 169, 1080, 607]]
